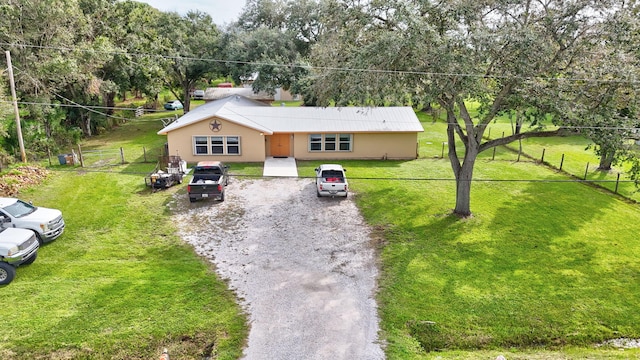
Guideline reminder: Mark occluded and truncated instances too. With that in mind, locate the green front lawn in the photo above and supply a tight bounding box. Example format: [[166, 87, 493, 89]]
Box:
[[2, 105, 640, 359], [0, 116, 247, 359]]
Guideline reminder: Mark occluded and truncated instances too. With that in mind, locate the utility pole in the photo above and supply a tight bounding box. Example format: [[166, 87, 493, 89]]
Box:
[[5, 51, 27, 163]]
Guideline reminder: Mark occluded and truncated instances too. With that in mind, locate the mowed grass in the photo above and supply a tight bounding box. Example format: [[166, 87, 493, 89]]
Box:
[[4, 104, 640, 359], [0, 115, 247, 359], [419, 112, 640, 203], [300, 115, 640, 358]]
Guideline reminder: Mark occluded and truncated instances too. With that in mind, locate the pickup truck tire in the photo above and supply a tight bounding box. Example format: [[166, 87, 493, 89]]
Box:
[[34, 233, 44, 246], [220, 192, 225, 201], [0, 262, 16, 285], [189, 197, 196, 203], [316, 189, 321, 197], [22, 251, 37, 265]]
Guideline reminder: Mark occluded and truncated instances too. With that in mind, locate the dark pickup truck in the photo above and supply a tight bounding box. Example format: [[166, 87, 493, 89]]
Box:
[[187, 161, 229, 202]]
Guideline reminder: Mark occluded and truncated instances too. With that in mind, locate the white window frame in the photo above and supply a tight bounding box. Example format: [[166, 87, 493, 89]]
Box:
[[193, 136, 242, 156], [308, 134, 352, 152]]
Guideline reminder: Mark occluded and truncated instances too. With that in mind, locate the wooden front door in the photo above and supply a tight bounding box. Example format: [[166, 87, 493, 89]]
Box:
[[270, 134, 291, 157]]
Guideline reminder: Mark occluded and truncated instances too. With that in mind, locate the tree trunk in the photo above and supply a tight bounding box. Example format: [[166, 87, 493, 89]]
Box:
[[182, 80, 194, 113], [452, 151, 477, 217], [80, 113, 92, 137], [105, 92, 116, 116], [598, 148, 615, 170], [445, 107, 479, 217]]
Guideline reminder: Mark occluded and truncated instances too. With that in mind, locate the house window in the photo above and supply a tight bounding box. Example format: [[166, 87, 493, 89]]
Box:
[[193, 136, 242, 155], [211, 136, 224, 154], [339, 134, 352, 151], [227, 136, 240, 154], [308, 134, 352, 152], [325, 134, 336, 151], [309, 134, 322, 151], [195, 136, 208, 154]]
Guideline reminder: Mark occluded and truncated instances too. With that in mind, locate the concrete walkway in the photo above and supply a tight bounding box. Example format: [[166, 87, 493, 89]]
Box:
[[263, 157, 298, 177]]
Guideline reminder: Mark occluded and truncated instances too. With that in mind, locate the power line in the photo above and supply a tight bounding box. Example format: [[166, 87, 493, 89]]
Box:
[[2, 42, 640, 85], [47, 167, 638, 184], [1, 99, 639, 132], [2, 100, 166, 113]]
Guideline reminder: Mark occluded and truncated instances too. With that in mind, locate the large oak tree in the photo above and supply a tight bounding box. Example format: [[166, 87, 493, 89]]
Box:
[[307, 0, 634, 216]]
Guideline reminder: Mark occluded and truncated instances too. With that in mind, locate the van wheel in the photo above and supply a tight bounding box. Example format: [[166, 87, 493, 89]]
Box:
[[0, 262, 16, 285], [22, 252, 37, 265]]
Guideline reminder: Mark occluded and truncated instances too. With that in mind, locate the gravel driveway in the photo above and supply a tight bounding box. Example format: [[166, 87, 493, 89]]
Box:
[[170, 178, 385, 360]]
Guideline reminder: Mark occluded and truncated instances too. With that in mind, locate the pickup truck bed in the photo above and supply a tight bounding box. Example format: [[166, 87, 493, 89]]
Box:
[[315, 164, 348, 197], [188, 161, 229, 202]]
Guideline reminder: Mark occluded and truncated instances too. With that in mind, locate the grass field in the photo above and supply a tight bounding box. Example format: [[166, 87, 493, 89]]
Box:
[[0, 112, 247, 359], [2, 104, 640, 359]]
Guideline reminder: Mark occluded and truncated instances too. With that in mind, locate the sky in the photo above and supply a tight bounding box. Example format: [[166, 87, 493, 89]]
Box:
[[138, 0, 247, 25]]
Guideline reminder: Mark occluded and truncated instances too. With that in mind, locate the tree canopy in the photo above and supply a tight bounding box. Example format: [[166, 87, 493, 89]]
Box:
[[1, 0, 638, 215], [304, 0, 640, 216]]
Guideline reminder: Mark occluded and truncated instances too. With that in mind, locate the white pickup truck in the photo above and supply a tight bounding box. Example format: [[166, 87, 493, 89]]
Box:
[[315, 164, 348, 197], [0, 227, 39, 285], [0, 197, 65, 245]]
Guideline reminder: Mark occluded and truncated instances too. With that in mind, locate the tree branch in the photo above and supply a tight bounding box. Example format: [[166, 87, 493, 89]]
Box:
[[478, 128, 565, 153]]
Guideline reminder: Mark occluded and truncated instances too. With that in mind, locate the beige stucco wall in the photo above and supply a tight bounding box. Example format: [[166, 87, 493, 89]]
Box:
[[165, 118, 420, 162], [165, 116, 266, 163], [292, 133, 418, 160]]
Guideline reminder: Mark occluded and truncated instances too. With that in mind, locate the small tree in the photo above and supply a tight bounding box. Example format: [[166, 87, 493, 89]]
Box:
[[157, 11, 221, 113]]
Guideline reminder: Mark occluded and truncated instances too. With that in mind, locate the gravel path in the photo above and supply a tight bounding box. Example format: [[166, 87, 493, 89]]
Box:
[[170, 178, 385, 360]]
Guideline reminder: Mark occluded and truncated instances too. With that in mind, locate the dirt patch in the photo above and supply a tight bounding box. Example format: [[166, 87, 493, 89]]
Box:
[[170, 178, 384, 359], [0, 166, 50, 196]]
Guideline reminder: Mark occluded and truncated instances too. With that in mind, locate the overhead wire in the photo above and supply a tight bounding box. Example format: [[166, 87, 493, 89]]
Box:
[[46, 167, 639, 184], [2, 42, 640, 85]]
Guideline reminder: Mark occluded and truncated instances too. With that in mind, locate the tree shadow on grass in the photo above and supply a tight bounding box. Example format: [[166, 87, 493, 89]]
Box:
[[372, 173, 640, 354]]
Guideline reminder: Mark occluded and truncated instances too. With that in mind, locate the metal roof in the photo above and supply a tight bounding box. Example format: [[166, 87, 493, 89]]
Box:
[[158, 95, 424, 135]]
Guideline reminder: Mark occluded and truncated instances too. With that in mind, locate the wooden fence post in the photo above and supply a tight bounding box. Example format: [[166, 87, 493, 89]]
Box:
[[143, 147, 147, 163], [120, 147, 125, 164], [584, 162, 589, 180], [441, 142, 446, 158], [78, 144, 84, 167], [541, 148, 546, 163], [615, 173, 620, 193], [492, 146, 496, 160], [560, 154, 564, 170]]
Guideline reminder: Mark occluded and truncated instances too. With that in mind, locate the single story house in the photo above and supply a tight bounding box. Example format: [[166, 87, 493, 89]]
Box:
[[157, 95, 424, 163], [203, 87, 298, 103], [203, 87, 275, 103]]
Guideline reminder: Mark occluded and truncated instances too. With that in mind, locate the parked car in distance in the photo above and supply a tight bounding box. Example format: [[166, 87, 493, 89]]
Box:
[[0, 197, 65, 245], [164, 100, 183, 110], [315, 164, 348, 197], [0, 227, 39, 285], [193, 89, 205, 100]]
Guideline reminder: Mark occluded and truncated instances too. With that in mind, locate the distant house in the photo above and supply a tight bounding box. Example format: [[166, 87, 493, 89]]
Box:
[[157, 95, 424, 163], [203, 87, 274, 104]]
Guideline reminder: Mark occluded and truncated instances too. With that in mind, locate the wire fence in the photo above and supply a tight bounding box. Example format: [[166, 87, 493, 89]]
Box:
[[50, 144, 166, 168], [49, 138, 639, 202], [427, 139, 639, 202]]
